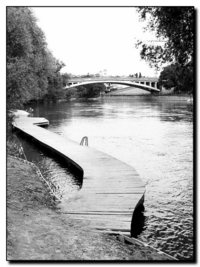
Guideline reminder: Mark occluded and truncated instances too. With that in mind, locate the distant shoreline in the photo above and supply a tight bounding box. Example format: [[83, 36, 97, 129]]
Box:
[[26, 94, 193, 105], [101, 94, 192, 101]]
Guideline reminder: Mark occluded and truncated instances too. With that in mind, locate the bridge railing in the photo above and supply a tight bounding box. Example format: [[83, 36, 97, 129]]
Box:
[[65, 80, 160, 92]]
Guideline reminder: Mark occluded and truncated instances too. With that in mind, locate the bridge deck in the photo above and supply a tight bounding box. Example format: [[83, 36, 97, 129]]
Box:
[[12, 111, 145, 235], [65, 80, 160, 92]]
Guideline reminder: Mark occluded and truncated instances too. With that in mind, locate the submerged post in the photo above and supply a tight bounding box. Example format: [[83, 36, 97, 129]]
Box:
[[80, 136, 88, 146]]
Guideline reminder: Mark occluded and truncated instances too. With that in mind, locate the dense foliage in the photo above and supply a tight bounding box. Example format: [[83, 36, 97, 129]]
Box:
[[7, 7, 66, 109], [136, 7, 194, 69], [66, 84, 106, 99], [136, 7, 194, 94], [158, 62, 193, 94]]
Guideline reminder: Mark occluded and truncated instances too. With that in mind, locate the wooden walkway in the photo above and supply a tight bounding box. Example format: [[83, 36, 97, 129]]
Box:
[[12, 111, 145, 235]]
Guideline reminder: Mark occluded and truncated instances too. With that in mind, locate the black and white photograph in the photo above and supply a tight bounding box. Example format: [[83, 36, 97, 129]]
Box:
[[6, 5, 195, 262]]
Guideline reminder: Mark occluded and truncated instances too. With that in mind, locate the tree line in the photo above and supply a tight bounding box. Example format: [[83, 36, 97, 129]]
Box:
[[7, 7, 194, 109], [129, 73, 142, 78], [7, 7, 70, 110]]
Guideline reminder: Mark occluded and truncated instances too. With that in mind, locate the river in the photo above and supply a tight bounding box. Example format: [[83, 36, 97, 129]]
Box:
[[19, 97, 193, 260]]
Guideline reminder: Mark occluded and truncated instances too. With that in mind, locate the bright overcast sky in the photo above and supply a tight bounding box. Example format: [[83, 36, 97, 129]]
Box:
[[32, 7, 159, 77]]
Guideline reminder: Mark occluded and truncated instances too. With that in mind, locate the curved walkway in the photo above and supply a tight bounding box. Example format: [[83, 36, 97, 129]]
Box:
[[12, 110, 145, 235]]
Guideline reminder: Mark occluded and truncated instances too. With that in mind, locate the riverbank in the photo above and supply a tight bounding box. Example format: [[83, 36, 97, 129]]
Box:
[[7, 155, 174, 261], [26, 93, 193, 105], [102, 94, 192, 101]]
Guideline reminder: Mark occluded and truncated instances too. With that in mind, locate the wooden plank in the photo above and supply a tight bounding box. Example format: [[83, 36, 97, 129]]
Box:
[[13, 110, 145, 234]]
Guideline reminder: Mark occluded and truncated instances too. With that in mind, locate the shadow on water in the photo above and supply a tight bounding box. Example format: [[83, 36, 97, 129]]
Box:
[[13, 129, 83, 197], [131, 203, 146, 238]]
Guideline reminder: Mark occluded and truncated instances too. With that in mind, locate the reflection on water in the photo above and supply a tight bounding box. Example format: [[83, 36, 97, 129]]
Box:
[[26, 98, 193, 260], [16, 134, 82, 201]]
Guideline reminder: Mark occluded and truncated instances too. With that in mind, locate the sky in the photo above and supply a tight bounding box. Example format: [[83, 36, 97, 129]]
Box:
[[32, 7, 159, 77]]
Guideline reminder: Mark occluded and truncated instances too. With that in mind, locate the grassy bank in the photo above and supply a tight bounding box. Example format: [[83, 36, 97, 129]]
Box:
[[7, 155, 174, 261]]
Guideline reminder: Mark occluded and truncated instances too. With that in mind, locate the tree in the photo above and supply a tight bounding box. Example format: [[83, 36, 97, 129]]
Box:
[[55, 60, 65, 73], [103, 69, 107, 76], [45, 72, 66, 101], [135, 7, 194, 69], [7, 8, 45, 107], [7, 7, 66, 108], [98, 71, 103, 77], [65, 87, 78, 99], [159, 62, 193, 94], [62, 73, 71, 87], [70, 83, 106, 98]]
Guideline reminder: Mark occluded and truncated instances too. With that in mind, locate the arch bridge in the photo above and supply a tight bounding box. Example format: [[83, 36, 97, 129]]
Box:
[[65, 79, 160, 93]]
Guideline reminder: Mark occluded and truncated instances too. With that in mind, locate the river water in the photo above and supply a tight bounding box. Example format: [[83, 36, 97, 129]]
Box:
[[20, 97, 193, 260]]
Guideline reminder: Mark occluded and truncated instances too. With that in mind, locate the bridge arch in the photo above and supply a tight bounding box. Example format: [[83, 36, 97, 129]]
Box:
[[65, 80, 160, 93]]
